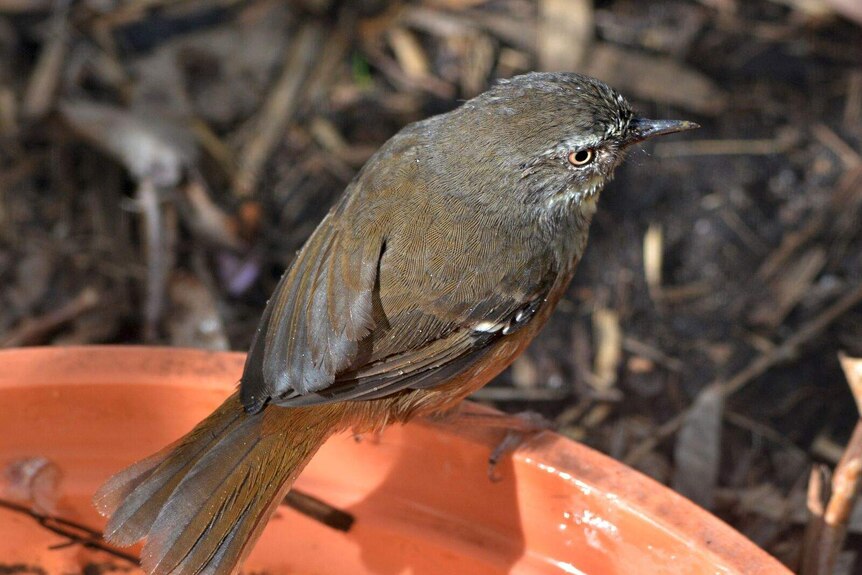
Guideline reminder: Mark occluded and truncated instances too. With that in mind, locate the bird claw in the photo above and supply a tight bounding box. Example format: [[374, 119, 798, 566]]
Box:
[[351, 429, 383, 444], [424, 405, 553, 481], [486, 411, 553, 482]]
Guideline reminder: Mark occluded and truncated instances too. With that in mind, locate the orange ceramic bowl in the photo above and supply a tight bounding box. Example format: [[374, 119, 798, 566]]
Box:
[[0, 347, 789, 574]]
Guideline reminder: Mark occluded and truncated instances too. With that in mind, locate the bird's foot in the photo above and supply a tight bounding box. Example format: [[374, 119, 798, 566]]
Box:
[[484, 411, 553, 481], [351, 429, 384, 444], [427, 404, 553, 481]]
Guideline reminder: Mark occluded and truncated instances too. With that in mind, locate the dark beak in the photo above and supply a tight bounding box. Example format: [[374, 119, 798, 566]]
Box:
[[624, 117, 699, 146]]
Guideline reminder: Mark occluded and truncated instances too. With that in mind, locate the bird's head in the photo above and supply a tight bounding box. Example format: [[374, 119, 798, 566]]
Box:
[[455, 72, 698, 218]]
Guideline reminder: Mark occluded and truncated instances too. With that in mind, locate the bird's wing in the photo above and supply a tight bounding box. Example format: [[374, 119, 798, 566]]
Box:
[[239, 189, 385, 413], [241, 130, 555, 412], [276, 289, 550, 406]]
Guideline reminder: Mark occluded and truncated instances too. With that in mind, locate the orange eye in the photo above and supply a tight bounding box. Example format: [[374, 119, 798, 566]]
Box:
[[568, 149, 594, 166]]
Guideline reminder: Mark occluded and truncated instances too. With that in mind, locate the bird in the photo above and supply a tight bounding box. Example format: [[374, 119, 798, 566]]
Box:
[[94, 71, 697, 575]]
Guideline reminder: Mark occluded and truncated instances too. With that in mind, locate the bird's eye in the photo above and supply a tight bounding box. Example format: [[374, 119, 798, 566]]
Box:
[[568, 149, 595, 167]]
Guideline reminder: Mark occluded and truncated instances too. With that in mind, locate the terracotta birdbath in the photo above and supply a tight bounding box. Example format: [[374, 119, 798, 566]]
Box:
[[0, 346, 790, 574]]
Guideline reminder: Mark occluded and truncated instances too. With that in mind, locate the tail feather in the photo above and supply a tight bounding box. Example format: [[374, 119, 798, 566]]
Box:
[[142, 416, 277, 574], [94, 395, 246, 547], [95, 393, 342, 575]]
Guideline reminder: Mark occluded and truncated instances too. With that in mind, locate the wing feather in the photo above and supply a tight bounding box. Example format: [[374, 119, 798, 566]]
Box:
[[240, 125, 556, 412]]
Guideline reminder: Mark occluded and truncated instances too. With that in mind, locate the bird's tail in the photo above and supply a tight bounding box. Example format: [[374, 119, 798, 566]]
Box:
[[94, 392, 343, 575]]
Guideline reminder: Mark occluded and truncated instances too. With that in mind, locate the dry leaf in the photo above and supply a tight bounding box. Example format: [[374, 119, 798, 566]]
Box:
[[60, 100, 195, 187], [673, 383, 724, 509], [2, 456, 61, 515]]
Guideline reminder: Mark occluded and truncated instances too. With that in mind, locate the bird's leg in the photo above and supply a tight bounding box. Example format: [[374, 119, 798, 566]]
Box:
[[484, 411, 553, 481], [426, 402, 554, 481]]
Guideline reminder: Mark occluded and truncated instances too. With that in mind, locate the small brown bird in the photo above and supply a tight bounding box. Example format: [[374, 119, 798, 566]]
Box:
[[95, 72, 696, 574]]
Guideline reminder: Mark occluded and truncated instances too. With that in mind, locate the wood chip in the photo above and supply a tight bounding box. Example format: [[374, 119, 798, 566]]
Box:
[[388, 27, 431, 80], [644, 223, 663, 301], [591, 307, 622, 392], [839, 354, 862, 417]]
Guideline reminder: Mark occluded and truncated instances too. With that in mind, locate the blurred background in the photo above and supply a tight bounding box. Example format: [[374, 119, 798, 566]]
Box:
[[0, 0, 861, 570]]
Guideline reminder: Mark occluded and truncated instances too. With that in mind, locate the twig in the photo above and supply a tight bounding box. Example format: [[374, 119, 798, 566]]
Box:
[[824, 427, 862, 527], [622, 336, 685, 372], [22, 0, 70, 119], [724, 410, 804, 452], [719, 207, 769, 256], [0, 498, 140, 565], [801, 464, 829, 571], [845, 71, 862, 126], [800, 421, 862, 574], [360, 43, 455, 100], [812, 123, 862, 170], [625, 282, 862, 465], [137, 179, 175, 342], [387, 27, 431, 80], [0, 287, 99, 347], [234, 22, 323, 199], [757, 214, 824, 281], [282, 490, 354, 532], [470, 386, 570, 401], [0, 489, 353, 565], [750, 247, 827, 328]]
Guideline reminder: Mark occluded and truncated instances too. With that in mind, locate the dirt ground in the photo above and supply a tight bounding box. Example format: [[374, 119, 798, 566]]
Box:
[[1, 0, 861, 572]]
